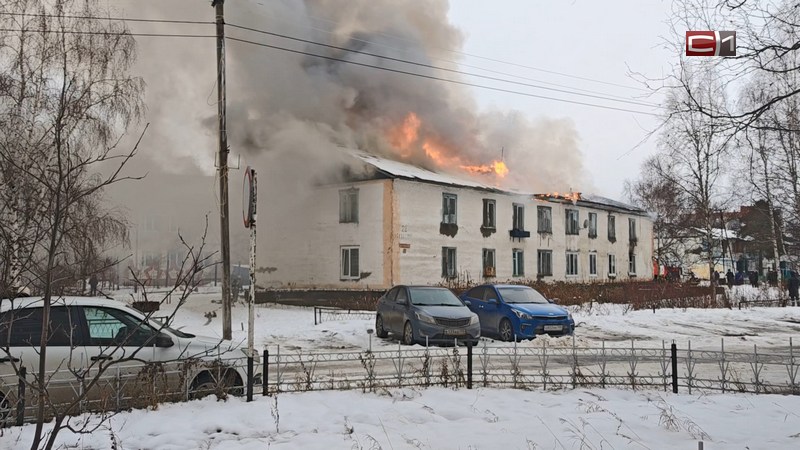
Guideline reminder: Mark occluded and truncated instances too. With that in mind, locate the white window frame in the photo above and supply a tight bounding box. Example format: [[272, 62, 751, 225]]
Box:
[[442, 193, 457, 224], [512, 249, 524, 277], [482, 199, 496, 229], [566, 252, 579, 277], [442, 247, 457, 278], [566, 209, 579, 235], [628, 253, 637, 276], [589, 253, 598, 277], [339, 189, 359, 223], [608, 254, 617, 277], [537, 249, 553, 276], [341, 246, 360, 280]]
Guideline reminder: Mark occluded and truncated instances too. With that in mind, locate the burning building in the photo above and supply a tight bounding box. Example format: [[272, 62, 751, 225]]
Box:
[[257, 149, 653, 290]]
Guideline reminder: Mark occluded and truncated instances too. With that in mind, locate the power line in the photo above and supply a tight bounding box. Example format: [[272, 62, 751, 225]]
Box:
[[265, 7, 652, 93], [0, 11, 212, 25], [226, 22, 661, 109], [224, 35, 660, 116], [0, 26, 659, 115]]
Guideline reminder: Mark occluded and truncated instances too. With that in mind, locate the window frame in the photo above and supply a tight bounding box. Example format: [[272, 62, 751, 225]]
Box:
[[537, 249, 553, 276], [566, 252, 579, 277], [537, 206, 552, 233], [608, 254, 617, 277], [338, 188, 359, 224], [588, 212, 598, 239], [442, 193, 458, 225], [482, 199, 496, 229], [341, 246, 360, 280], [608, 215, 617, 241], [482, 248, 496, 275], [628, 218, 637, 242], [442, 247, 457, 279], [565, 209, 580, 235], [512, 203, 525, 231], [589, 253, 598, 277], [628, 252, 637, 276], [512, 248, 525, 277]]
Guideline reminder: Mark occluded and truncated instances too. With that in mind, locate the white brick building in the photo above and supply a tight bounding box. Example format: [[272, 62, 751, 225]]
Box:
[[259, 151, 653, 290]]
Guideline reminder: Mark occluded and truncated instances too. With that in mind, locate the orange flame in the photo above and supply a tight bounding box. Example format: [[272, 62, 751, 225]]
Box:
[[387, 112, 510, 180], [535, 191, 582, 203]]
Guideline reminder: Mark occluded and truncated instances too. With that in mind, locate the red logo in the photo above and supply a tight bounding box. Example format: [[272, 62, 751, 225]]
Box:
[[686, 31, 736, 56]]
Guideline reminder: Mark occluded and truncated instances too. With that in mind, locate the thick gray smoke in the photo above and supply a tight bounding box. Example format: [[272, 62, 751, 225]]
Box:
[[107, 0, 590, 267]]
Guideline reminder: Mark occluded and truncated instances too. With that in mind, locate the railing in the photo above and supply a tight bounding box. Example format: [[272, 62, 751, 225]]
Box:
[[263, 338, 800, 396], [313, 306, 375, 325]]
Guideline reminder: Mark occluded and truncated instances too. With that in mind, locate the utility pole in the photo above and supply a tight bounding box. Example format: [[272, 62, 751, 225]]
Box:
[[212, 0, 232, 340]]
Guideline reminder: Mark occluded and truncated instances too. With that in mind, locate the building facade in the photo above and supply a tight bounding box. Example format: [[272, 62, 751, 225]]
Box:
[[259, 152, 653, 290]]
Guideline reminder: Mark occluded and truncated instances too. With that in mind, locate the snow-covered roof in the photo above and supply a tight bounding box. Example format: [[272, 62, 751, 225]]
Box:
[[343, 149, 649, 215]]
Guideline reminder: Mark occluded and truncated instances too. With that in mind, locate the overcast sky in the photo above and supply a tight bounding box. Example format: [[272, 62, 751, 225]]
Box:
[[446, 0, 674, 198]]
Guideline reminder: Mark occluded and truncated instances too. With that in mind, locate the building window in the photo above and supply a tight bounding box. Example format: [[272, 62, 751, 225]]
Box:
[[566, 252, 579, 277], [512, 249, 524, 277], [608, 215, 616, 241], [537, 250, 553, 276], [442, 193, 457, 224], [608, 254, 617, 277], [628, 218, 637, 242], [588, 212, 597, 239], [339, 189, 359, 223], [537, 206, 552, 233], [483, 248, 496, 277], [589, 253, 598, 277], [482, 199, 496, 229], [341, 246, 359, 280], [628, 252, 637, 276], [565, 209, 580, 235], [442, 247, 457, 278], [512, 203, 525, 230]]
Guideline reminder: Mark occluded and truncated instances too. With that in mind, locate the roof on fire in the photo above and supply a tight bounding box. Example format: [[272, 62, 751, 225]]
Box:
[[344, 149, 648, 216]]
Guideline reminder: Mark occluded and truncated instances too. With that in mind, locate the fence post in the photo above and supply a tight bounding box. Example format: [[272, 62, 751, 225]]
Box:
[[246, 355, 254, 402], [16, 366, 26, 426], [314, 307, 318, 326], [263, 349, 269, 396], [467, 340, 473, 389], [671, 341, 678, 394]]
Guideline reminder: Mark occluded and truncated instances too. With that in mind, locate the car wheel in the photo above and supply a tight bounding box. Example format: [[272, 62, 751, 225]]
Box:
[[375, 315, 388, 338], [498, 319, 514, 342], [189, 370, 241, 400], [402, 321, 415, 345]]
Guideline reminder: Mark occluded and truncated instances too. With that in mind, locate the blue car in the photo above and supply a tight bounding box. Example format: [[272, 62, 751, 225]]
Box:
[[460, 284, 574, 341]]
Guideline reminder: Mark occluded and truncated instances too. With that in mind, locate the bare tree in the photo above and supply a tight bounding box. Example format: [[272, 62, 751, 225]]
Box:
[[0, 0, 145, 446]]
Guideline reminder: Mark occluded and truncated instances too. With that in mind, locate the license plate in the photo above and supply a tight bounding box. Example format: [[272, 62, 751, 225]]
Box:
[[444, 328, 464, 336], [543, 325, 562, 332]]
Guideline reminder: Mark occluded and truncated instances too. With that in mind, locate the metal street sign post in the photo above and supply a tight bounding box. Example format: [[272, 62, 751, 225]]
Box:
[[243, 166, 257, 401]]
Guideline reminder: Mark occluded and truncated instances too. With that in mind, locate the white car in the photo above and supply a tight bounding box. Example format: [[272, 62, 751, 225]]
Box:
[[0, 296, 258, 420]]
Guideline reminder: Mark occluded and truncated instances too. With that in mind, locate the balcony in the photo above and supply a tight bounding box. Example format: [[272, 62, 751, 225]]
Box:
[[509, 229, 531, 239]]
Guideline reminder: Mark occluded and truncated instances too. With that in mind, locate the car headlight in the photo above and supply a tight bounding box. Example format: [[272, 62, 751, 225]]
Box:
[[469, 314, 479, 325], [415, 311, 436, 324], [512, 309, 533, 320]]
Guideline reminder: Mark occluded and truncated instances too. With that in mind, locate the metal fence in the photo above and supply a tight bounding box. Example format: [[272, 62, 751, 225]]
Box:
[[313, 306, 375, 325], [264, 338, 800, 396]]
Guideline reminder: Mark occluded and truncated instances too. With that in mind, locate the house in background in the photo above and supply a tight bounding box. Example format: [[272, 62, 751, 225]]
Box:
[[259, 151, 654, 291]]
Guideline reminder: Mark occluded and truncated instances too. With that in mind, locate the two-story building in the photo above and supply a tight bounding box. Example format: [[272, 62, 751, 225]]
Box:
[[258, 150, 653, 290]]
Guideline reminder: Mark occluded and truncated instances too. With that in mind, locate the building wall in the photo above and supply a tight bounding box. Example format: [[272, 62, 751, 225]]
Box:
[[259, 179, 389, 289], [392, 180, 653, 285]]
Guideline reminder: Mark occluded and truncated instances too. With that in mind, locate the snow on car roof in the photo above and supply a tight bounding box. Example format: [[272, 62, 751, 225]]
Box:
[[0, 296, 128, 312]]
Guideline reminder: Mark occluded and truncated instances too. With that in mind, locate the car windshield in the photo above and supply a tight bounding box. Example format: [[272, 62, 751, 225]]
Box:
[[409, 288, 463, 306], [498, 287, 549, 304]]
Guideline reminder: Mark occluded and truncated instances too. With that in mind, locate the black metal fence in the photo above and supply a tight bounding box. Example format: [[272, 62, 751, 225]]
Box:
[[313, 306, 375, 325], [263, 338, 800, 396]]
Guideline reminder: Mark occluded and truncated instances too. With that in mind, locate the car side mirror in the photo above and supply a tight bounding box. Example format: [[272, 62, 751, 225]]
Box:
[[549, 298, 558, 304], [487, 298, 498, 306], [155, 333, 174, 348], [463, 300, 472, 307]]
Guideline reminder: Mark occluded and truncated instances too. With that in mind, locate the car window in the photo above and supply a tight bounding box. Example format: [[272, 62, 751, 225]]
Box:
[[82, 307, 156, 346], [466, 286, 485, 300], [0, 307, 77, 347], [409, 288, 463, 306], [384, 287, 398, 302], [483, 287, 498, 302], [395, 288, 408, 304], [497, 287, 549, 304]]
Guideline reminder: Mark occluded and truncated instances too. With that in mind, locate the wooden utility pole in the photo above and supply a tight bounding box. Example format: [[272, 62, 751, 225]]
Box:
[[212, 0, 232, 340]]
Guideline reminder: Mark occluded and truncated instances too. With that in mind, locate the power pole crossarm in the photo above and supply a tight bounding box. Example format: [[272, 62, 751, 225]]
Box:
[[212, 0, 232, 340]]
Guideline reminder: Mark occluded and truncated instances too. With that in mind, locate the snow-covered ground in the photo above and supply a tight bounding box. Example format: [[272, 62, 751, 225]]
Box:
[[116, 285, 800, 354], [4, 387, 800, 449]]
